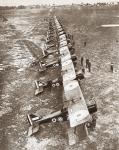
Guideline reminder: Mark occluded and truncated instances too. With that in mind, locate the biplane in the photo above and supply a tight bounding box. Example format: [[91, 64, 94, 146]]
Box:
[[35, 66, 84, 96], [40, 24, 60, 68], [43, 49, 58, 58], [38, 53, 60, 72], [39, 58, 60, 70], [40, 46, 77, 70], [27, 16, 97, 145], [34, 77, 63, 96], [27, 79, 97, 145]]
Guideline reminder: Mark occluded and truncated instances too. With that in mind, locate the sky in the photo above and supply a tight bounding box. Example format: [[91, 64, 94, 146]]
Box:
[[0, 0, 118, 6]]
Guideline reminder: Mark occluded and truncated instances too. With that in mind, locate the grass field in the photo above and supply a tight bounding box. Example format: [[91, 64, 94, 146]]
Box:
[[0, 5, 119, 150]]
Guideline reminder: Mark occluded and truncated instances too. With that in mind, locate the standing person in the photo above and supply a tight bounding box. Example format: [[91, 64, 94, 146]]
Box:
[[82, 67, 85, 74], [71, 34, 73, 40], [88, 61, 91, 72], [67, 33, 70, 39], [110, 63, 113, 73], [81, 57, 84, 66], [86, 59, 89, 68], [84, 41, 86, 47]]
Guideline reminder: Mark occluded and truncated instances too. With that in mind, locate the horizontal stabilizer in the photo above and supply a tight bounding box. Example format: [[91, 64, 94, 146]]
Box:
[[27, 124, 39, 136], [27, 114, 41, 125]]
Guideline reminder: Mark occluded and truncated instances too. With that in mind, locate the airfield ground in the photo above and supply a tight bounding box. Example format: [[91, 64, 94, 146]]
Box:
[[0, 6, 119, 150]]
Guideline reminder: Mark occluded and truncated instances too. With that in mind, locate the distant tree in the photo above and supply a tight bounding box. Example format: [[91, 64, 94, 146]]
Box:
[[35, 5, 41, 8], [0, 6, 15, 10], [17, 5, 26, 9]]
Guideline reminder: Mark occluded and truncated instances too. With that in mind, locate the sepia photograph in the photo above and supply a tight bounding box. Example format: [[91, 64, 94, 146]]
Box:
[[0, 0, 119, 149]]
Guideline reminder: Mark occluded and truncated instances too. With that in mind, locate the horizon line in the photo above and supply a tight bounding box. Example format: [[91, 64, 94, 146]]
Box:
[[0, 1, 118, 7]]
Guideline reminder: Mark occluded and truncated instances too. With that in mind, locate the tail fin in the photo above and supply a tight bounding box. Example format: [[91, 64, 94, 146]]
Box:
[[27, 114, 40, 125], [27, 114, 40, 136]]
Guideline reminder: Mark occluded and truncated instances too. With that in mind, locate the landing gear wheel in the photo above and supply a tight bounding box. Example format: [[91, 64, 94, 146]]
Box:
[[52, 118, 56, 122], [53, 64, 56, 67], [86, 122, 91, 128], [58, 117, 63, 122], [52, 84, 55, 87], [55, 63, 59, 67], [56, 83, 60, 86]]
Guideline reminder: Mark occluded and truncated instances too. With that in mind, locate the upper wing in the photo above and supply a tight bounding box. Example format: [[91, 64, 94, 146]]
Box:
[[64, 80, 90, 127]]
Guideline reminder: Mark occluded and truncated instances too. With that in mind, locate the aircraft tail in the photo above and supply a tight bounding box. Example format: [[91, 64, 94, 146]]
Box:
[[27, 114, 40, 136]]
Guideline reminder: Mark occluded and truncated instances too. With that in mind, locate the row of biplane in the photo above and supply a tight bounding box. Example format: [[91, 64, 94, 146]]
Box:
[[27, 13, 97, 145]]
